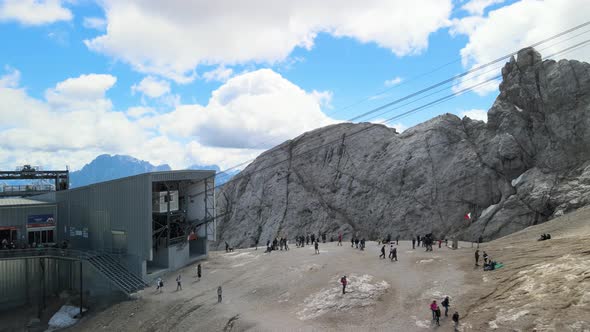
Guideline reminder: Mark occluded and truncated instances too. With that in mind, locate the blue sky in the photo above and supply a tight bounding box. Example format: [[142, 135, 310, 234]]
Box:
[[0, 0, 588, 171]]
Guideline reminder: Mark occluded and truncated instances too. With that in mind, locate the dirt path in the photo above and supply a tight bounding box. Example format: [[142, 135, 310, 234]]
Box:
[[67, 208, 590, 331]]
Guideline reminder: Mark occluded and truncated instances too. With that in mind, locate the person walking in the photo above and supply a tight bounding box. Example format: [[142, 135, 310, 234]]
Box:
[[217, 286, 223, 303], [355, 238, 360, 249], [338, 233, 342, 246], [156, 277, 163, 293], [441, 296, 450, 317], [475, 249, 480, 266], [412, 237, 416, 249], [197, 263, 202, 281], [438, 239, 442, 248], [176, 275, 182, 291], [435, 306, 441, 326], [314, 240, 320, 254], [379, 245, 386, 259], [430, 300, 438, 321], [452, 311, 460, 331], [391, 247, 397, 262], [417, 235, 421, 247], [389, 242, 395, 260], [396, 235, 399, 245], [340, 276, 347, 294], [351, 237, 354, 248]]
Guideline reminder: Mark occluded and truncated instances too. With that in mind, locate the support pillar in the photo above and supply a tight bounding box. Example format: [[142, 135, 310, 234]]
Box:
[[79, 261, 83, 317]]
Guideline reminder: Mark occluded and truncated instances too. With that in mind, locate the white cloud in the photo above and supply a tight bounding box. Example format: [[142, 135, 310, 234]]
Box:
[[85, 0, 452, 82], [311, 90, 333, 109], [451, 0, 590, 96], [461, 109, 488, 122], [147, 69, 337, 149], [384, 77, 403, 87], [126, 106, 156, 118], [461, 0, 505, 15], [202, 66, 233, 82], [45, 74, 117, 112], [0, 0, 72, 25], [0, 66, 20, 88], [83, 17, 107, 31], [0, 67, 337, 171], [131, 76, 171, 98]]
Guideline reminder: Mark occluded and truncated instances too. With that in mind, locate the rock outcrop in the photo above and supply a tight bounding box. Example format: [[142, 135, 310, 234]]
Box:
[[215, 48, 590, 248]]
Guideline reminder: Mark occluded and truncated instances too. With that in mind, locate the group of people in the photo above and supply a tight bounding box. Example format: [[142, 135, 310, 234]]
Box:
[[475, 249, 499, 271], [538, 233, 552, 241], [430, 297, 460, 330], [379, 242, 397, 261], [265, 237, 290, 253], [350, 237, 366, 250], [295, 233, 328, 247]]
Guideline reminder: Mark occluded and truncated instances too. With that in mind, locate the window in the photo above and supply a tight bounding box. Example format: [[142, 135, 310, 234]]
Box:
[[27, 229, 56, 245]]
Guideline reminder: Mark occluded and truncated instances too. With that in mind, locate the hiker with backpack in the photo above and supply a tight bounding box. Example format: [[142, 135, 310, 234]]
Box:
[[441, 296, 450, 317]]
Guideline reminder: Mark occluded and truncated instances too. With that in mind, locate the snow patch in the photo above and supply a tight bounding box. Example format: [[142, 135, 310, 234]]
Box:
[[297, 274, 389, 320], [46, 305, 87, 331]]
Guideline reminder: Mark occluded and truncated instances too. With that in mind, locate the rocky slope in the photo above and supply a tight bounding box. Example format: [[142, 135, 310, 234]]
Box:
[[216, 48, 590, 248]]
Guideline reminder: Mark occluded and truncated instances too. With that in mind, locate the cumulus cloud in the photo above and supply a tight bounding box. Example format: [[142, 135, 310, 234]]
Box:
[[0, 0, 72, 25], [131, 76, 171, 98], [45, 74, 117, 112], [0, 67, 336, 171], [461, 109, 488, 122], [461, 0, 505, 15], [202, 66, 234, 82], [384, 77, 403, 87], [83, 17, 107, 31], [85, 0, 452, 82], [451, 0, 590, 96], [149, 69, 337, 149]]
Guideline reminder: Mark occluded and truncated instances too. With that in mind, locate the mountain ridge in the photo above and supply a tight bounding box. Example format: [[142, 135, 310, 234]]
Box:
[[215, 47, 590, 248]]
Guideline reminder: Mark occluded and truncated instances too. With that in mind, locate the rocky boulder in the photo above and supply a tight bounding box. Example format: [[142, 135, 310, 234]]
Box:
[[215, 48, 590, 248]]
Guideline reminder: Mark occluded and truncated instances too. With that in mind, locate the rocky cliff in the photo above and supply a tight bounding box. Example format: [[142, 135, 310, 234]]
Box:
[[215, 48, 590, 248]]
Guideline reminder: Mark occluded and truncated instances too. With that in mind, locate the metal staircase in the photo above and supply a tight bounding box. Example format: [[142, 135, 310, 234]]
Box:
[[85, 252, 148, 295]]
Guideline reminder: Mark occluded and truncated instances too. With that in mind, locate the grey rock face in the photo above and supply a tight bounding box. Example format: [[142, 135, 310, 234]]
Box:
[[215, 48, 590, 248]]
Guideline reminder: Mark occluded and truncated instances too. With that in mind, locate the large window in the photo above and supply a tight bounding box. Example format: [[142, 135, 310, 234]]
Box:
[[27, 229, 55, 245]]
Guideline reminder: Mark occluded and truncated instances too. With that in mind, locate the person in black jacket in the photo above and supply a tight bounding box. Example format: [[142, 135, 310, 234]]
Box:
[[452, 312, 459, 331], [441, 296, 450, 316], [379, 245, 386, 259]]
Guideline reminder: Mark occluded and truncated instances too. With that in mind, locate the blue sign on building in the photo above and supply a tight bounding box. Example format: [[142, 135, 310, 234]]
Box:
[[27, 214, 55, 228]]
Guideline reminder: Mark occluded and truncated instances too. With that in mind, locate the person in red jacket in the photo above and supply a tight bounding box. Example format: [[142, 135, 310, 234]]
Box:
[[340, 276, 348, 294], [430, 300, 439, 321]]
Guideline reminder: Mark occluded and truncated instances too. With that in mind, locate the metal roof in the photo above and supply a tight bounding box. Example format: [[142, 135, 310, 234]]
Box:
[[0, 197, 53, 207]]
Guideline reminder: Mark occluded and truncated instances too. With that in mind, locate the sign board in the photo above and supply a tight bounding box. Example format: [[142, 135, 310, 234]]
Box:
[[27, 214, 55, 228]]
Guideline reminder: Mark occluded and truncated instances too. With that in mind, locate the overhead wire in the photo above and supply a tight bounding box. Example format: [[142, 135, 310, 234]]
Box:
[[190, 39, 590, 208], [188, 22, 590, 202]]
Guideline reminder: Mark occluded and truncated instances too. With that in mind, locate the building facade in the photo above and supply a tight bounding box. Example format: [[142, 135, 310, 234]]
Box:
[[0, 170, 216, 310]]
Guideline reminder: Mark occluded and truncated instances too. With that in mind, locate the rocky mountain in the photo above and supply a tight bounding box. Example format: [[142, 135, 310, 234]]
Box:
[[70, 154, 172, 187], [69, 155, 231, 188], [215, 47, 590, 249]]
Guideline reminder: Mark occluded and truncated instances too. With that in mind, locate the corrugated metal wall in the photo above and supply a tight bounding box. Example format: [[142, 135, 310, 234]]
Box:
[[0, 258, 74, 310], [48, 174, 152, 276], [0, 205, 57, 243]]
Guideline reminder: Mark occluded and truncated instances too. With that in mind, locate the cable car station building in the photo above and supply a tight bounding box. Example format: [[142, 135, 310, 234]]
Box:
[[0, 170, 216, 311]]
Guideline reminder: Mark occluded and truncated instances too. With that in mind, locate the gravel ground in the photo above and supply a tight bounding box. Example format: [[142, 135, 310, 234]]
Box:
[[62, 208, 589, 332]]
